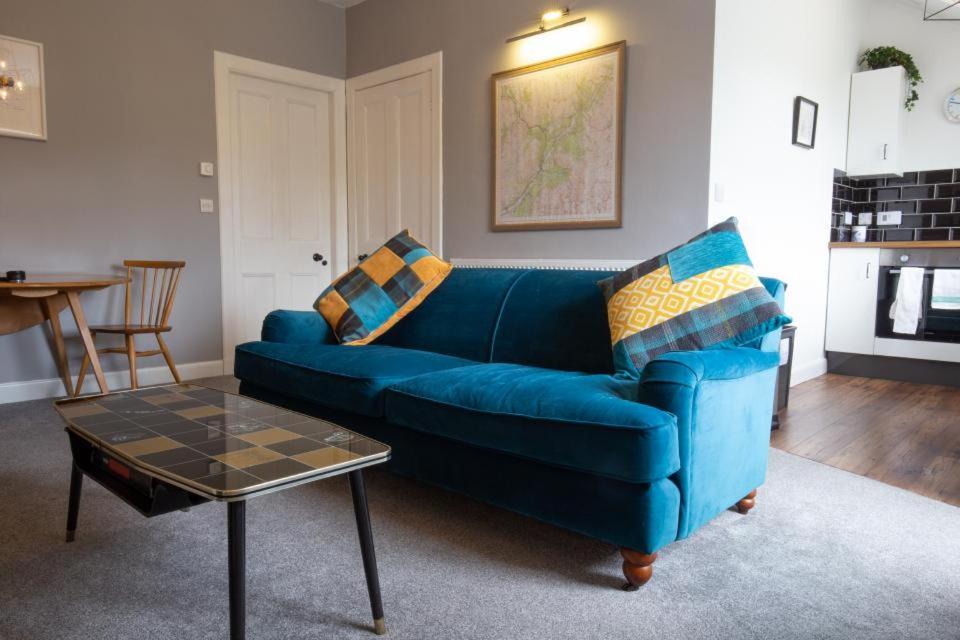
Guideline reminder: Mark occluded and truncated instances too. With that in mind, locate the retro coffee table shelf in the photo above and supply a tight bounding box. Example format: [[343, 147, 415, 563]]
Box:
[[55, 384, 391, 640]]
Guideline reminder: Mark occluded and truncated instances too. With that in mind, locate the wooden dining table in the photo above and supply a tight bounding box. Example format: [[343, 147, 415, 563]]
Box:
[[0, 274, 128, 396]]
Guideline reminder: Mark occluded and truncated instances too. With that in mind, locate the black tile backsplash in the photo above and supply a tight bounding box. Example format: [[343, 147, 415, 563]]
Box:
[[831, 167, 960, 243]]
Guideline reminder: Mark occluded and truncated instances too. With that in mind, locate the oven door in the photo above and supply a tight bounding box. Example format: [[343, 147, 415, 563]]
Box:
[[876, 267, 960, 342]]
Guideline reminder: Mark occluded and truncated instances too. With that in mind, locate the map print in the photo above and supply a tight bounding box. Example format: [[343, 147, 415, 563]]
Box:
[[494, 46, 621, 229]]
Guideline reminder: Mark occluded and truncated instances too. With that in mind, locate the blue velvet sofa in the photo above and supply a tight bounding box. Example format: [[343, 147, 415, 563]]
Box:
[[234, 267, 785, 588]]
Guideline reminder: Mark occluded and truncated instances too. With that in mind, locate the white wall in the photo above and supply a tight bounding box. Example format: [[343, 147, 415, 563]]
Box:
[[863, 1, 960, 171], [709, 0, 867, 384]]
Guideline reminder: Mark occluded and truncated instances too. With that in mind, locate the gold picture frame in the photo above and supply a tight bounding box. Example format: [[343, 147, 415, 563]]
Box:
[[491, 41, 625, 231]]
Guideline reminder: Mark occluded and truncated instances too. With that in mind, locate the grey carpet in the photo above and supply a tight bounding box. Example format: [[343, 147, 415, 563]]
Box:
[[1, 397, 958, 640]]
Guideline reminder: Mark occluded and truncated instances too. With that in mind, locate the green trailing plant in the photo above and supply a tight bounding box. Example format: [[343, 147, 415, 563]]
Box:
[[859, 46, 923, 111]]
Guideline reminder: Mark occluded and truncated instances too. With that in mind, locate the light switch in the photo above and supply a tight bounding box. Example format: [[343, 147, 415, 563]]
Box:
[[713, 182, 725, 203], [858, 212, 873, 226], [878, 210, 902, 226], [842, 211, 854, 225], [199, 162, 215, 177], [200, 198, 215, 213]]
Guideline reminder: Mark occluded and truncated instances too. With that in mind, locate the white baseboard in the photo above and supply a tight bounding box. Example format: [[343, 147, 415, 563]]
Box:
[[0, 360, 225, 405], [790, 357, 828, 386]]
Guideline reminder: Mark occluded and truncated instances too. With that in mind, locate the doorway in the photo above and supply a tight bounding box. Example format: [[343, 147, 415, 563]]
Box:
[[346, 52, 443, 264], [214, 52, 347, 372]]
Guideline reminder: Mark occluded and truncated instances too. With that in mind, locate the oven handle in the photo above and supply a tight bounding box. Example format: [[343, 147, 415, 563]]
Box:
[[887, 269, 938, 275]]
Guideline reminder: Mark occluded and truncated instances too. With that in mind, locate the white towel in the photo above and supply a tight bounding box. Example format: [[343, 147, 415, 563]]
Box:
[[932, 269, 960, 310], [890, 267, 924, 335]]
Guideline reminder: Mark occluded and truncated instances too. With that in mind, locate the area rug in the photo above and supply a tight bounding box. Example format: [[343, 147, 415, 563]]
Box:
[[1, 397, 957, 640]]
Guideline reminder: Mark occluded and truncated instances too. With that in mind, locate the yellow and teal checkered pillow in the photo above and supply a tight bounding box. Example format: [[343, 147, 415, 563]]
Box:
[[598, 218, 790, 377], [315, 230, 451, 344]]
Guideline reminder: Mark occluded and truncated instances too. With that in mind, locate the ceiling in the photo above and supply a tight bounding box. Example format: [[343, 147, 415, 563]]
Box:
[[316, 0, 367, 8]]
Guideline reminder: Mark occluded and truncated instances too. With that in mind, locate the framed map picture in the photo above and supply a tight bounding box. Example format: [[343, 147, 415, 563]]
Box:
[[492, 41, 625, 231], [0, 34, 47, 140]]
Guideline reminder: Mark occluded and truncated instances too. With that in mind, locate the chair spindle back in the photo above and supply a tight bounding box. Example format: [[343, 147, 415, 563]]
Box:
[[123, 260, 186, 329]]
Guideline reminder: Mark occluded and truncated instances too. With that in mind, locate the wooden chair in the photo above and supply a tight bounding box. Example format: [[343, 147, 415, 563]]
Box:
[[75, 260, 185, 395]]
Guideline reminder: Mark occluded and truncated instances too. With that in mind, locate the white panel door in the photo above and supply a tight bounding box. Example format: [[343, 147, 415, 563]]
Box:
[[348, 53, 441, 264], [216, 53, 347, 371]]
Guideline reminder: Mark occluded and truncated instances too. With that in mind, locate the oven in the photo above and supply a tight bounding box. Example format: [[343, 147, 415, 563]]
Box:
[[876, 249, 960, 343]]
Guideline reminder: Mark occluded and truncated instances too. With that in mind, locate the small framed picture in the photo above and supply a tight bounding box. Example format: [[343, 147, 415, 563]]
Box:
[[792, 96, 818, 149]]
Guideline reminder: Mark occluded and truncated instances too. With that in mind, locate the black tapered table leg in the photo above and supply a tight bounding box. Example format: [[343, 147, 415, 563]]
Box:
[[228, 501, 246, 640], [349, 470, 385, 635], [65, 464, 83, 543]]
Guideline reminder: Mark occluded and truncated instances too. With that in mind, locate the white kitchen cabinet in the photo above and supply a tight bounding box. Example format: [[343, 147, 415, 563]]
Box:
[[825, 248, 881, 354], [846, 66, 906, 178]]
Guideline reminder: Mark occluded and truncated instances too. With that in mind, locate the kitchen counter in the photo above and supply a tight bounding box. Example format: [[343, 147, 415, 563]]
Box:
[[829, 241, 960, 249]]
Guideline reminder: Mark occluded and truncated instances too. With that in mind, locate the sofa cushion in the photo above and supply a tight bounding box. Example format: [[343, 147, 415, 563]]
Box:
[[490, 269, 617, 374], [314, 230, 451, 344], [384, 363, 679, 483], [234, 342, 474, 418], [376, 267, 526, 362], [598, 218, 790, 377]]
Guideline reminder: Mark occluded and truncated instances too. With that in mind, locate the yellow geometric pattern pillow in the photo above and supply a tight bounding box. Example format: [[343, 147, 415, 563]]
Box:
[[606, 264, 761, 344]]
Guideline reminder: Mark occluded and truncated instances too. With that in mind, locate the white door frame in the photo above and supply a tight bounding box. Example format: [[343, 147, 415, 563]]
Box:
[[346, 51, 443, 259], [214, 51, 348, 373]]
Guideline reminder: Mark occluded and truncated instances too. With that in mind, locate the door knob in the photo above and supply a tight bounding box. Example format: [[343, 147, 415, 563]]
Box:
[[357, 254, 369, 261]]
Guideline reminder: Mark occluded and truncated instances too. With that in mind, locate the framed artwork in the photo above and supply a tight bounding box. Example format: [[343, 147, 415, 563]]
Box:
[[0, 34, 47, 140], [792, 96, 818, 149], [492, 41, 625, 231]]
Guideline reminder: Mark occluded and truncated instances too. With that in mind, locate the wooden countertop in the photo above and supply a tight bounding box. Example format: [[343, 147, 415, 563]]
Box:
[[829, 241, 960, 249]]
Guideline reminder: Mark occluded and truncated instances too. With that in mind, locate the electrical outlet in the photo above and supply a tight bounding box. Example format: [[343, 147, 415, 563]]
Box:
[[858, 212, 873, 226], [200, 198, 215, 213], [199, 162, 215, 177], [842, 211, 854, 225], [878, 210, 903, 226]]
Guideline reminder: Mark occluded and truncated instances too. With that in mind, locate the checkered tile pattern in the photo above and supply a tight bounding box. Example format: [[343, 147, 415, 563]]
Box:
[[314, 230, 451, 344], [55, 385, 390, 499]]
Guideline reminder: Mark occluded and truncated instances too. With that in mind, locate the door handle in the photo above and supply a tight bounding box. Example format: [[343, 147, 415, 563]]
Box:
[[866, 262, 871, 279], [312, 253, 328, 266], [357, 254, 369, 262], [883, 143, 888, 160]]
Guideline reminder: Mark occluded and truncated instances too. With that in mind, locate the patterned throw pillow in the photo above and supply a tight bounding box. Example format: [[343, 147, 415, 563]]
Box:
[[315, 230, 452, 344], [598, 218, 790, 377]]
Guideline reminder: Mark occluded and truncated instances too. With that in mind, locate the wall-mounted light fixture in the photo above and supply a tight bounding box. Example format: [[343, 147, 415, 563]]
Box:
[[506, 7, 587, 43], [0, 51, 26, 102]]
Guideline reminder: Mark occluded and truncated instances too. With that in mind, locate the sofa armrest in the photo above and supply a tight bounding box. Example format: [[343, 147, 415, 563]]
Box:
[[637, 347, 779, 540], [261, 310, 337, 345]]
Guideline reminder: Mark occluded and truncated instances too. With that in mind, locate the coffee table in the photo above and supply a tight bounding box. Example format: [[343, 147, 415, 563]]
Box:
[[54, 384, 391, 640]]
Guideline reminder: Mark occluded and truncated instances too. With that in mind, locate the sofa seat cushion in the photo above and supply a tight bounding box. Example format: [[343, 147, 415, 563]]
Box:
[[234, 342, 475, 418], [384, 364, 679, 483]]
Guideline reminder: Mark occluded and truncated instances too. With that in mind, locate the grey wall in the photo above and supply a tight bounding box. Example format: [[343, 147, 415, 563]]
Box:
[[346, 0, 715, 260], [0, 0, 345, 385]]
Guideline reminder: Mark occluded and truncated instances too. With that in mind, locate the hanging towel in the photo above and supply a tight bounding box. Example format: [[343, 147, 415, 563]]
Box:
[[932, 269, 960, 310], [890, 267, 924, 335]]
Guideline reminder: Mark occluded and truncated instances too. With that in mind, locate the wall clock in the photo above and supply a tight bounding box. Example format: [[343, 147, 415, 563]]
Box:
[[945, 88, 960, 123]]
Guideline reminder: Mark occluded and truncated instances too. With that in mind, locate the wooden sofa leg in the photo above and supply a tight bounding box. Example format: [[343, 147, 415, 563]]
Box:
[[620, 548, 657, 591], [735, 489, 758, 514]]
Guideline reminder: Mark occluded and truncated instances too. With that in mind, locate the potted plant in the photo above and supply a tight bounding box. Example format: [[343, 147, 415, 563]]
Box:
[[859, 46, 923, 111]]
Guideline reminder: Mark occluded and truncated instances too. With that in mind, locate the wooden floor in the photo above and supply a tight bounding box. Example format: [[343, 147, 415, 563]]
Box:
[[772, 374, 960, 507]]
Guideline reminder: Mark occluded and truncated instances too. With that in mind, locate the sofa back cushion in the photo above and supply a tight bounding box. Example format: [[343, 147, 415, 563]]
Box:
[[490, 269, 616, 374], [376, 267, 525, 362]]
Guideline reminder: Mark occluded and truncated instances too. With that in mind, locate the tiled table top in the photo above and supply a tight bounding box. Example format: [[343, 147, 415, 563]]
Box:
[[55, 384, 390, 499]]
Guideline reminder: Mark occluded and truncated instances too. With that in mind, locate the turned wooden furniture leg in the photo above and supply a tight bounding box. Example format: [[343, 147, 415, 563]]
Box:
[[125, 334, 139, 390], [620, 548, 657, 591], [735, 489, 758, 514], [41, 297, 74, 397], [156, 332, 181, 383], [66, 291, 109, 395]]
